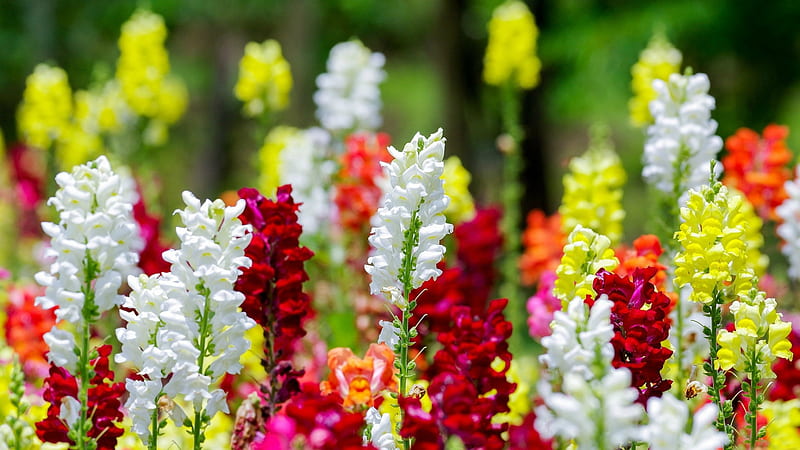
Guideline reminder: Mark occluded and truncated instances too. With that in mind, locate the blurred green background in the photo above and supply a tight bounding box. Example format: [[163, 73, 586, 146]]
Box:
[[2, 0, 800, 243]]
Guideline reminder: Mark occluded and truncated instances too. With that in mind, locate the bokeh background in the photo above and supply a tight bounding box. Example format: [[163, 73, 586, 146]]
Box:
[[2, 0, 800, 242]]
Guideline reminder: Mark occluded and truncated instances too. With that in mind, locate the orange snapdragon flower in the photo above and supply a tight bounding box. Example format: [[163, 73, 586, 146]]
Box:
[[320, 343, 397, 410], [614, 235, 668, 291], [5, 284, 55, 377], [519, 210, 565, 286], [722, 124, 793, 221]]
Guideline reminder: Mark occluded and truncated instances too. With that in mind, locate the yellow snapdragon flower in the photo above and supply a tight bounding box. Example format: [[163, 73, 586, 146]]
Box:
[[553, 225, 618, 305], [17, 64, 73, 150], [559, 126, 626, 245], [763, 400, 800, 449], [116, 8, 187, 139], [716, 290, 793, 377], [629, 33, 682, 127], [730, 189, 768, 277], [258, 126, 298, 195], [674, 182, 756, 304], [442, 156, 476, 224], [483, 1, 541, 90], [235, 39, 292, 117]]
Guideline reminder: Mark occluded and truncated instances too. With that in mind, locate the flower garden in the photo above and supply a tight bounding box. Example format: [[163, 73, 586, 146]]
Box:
[[1, 2, 800, 450]]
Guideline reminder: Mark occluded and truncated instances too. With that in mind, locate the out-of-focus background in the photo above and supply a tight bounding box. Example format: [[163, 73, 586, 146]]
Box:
[[2, 0, 800, 242]]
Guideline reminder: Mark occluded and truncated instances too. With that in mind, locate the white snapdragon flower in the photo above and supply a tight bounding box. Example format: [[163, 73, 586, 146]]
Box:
[[365, 128, 453, 307], [278, 127, 336, 235], [643, 73, 723, 204], [35, 155, 142, 372], [364, 407, 397, 450], [642, 393, 727, 450], [377, 320, 400, 348], [118, 192, 254, 446], [536, 369, 643, 449], [777, 166, 800, 279], [540, 295, 615, 379], [314, 40, 385, 134], [536, 295, 643, 447]]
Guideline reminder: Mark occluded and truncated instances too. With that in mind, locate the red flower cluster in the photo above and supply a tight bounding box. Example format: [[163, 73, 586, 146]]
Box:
[[722, 124, 793, 221], [590, 268, 673, 405], [507, 411, 553, 450], [132, 188, 171, 275], [236, 186, 315, 364], [4, 284, 54, 377], [519, 210, 565, 287], [403, 298, 515, 449], [253, 384, 369, 450], [334, 132, 391, 233], [35, 345, 125, 450], [414, 208, 503, 334]]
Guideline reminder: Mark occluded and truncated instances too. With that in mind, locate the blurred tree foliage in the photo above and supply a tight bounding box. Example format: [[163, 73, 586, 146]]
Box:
[[1, 0, 800, 241]]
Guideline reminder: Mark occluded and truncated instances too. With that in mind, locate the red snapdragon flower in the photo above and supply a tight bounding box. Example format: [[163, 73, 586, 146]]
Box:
[[35, 345, 125, 450], [5, 284, 54, 377], [8, 143, 46, 237], [590, 268, 673, 405], [236, 185, 315, 364], [405, 298, 515, 448]]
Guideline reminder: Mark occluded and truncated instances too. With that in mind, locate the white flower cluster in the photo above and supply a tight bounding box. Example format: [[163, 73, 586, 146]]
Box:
[[35, 155, 143, 372], [643, 73, 723, 203], [279, 127, 336, 236], [536, 295, 643, 447], [539, 295, 615, 379], [641, 393, 728, 450], [314, 40, 386, 134], [365, 128, 453, 307], [116, 192, 254, 444], [777, 166, 800, 279]]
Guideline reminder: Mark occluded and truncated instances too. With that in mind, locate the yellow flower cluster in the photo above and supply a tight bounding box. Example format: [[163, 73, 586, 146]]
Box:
[[674, 182, 756, 304], [17, 64, 73, 150], [483, 1, 541, 90], [716, 290, 793, 377], [258, 126, 298, 195], [763, 400, 800, 449], [559, 127, 626, 245], [442, 156, 476, 225], [553, 225, 618, 305], [235, 39, 292, 117], [629, 33, 682, 127], [116, 9, 187, 144]]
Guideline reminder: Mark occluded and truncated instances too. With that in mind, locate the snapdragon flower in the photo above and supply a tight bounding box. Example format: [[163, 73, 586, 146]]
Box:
[[234, 39, 292, 117], [365, 128, 453, 307], [314, 40, 385, 134], [442, 156, 476, 224], [641, 393, 728, 450], [36, 155, 143, 371], [536, 294, 642, 448], [552, 226, 618, 305], [483, 0, 541, 89], [643, 73, 723, 204], [17, 64, 72, 150], [118, 192, 254, 449], [364, 407, 397, 450]]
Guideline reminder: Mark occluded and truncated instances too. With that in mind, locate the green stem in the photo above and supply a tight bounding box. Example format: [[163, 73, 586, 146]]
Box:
[[192, 284, 213, 450], [148, 394, 160, 450], [704, 293, 734, 448], [747, 345, 761, 449], [75, 254, 99, 450]]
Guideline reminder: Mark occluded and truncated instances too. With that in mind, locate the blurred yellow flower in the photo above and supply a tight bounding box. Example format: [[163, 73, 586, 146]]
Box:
[[763, 400, 800, 449], [674, 182, 756, 304], [629, 33, 682, 127], [559, 125, 626, 246], [730, 189, 769, 277], [17, 64, 73, 150], [235, 39, 292, 117], [442, 156, 476, 224], [483, 1, 541, 90]]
